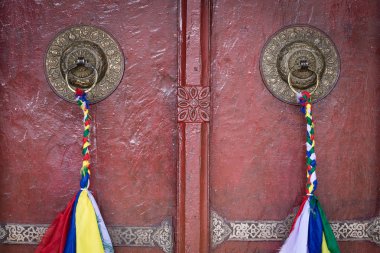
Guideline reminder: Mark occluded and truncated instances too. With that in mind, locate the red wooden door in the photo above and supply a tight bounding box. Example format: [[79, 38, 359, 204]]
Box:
[[209, 1, 379, 253], [0, 1, 177, 253], [0, 1, 379, 253]]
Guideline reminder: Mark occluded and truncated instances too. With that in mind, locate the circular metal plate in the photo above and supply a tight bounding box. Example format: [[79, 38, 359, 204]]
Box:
[[45, 25, 124, 104], [260, 25, 340, 104]]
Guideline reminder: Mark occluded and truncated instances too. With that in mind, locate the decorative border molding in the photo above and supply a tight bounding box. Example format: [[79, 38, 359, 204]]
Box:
[[177, 86, 210, 123], [0, 219, 173, 253], [211, 211, 380, 248]]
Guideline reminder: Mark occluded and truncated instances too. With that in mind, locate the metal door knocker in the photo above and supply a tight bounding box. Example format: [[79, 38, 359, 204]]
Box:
[[260, 25, 340, 104], [287, 59, 320, 95], [65, 57, 98, 93], [45, 25, 124, 103]]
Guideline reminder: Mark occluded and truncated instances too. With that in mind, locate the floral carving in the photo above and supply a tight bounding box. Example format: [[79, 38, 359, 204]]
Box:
[[211, 211, 380, 248], [211, 211, 232, 247], [0, 220, 174, 253], [178, 86, 210, 122], [153, 220, 173, 253]]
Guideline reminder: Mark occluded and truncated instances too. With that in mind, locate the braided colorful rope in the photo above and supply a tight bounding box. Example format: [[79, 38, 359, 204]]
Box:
[[280, 91, 340, 253], [76, 89, 91, 189], [301, 91, 317, 197], [37, 89, 113, 253]]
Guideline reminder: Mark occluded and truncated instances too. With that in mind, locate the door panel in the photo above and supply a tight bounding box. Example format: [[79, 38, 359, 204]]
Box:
[[0, 1, 177, 252], [210, 0, 379, 252], [1, 1, 379, 253]]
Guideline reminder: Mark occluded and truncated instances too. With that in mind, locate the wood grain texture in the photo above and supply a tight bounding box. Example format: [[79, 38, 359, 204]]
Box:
[[210, 0, 379, 252], [0, 1, 177, 252]]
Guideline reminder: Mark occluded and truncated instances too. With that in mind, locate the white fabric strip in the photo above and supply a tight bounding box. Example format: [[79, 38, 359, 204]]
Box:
[[88, 191, 114, 253], [306, 143, 312, 151], [310, 172, 317, 183], [279, 200, 310, 253]]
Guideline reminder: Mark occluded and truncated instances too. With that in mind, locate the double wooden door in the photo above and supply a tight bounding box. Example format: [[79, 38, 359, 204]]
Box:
[[0, 1, 378, 253]]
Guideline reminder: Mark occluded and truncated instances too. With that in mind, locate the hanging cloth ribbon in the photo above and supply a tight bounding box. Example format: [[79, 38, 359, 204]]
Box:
[[36, 89, 113, 253], [280, 91, 340, 253]]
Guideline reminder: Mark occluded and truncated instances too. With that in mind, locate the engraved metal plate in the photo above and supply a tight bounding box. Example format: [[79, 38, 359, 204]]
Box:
[[0, 219, 174, 253], [45, 25, 124, 104], [260, 25, 340, 104], [211, 211, 380, 248]]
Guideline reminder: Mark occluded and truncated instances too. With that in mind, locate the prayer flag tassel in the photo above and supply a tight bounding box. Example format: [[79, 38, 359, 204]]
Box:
[[279, 91, 340, 253], [36, 89, 113, 253]]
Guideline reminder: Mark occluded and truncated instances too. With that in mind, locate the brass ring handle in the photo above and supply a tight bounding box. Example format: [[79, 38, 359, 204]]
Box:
[[287, 69, 320, 96], [64, 61, 98, 93]]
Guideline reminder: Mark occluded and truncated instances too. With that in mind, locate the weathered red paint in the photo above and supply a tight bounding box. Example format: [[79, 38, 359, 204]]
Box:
[[177, 0, 211, 252], [0, 1, 177, 252], [210, 0, 379, 252], [0, 0, 379, 252]]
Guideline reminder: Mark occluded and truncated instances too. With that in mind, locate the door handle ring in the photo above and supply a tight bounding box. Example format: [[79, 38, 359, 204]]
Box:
[[287, 69, 320, 96], [64, 58, 99, 93]]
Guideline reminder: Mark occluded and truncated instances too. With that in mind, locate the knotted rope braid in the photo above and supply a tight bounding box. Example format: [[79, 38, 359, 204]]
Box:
[[280, 90, 340, 253], [37, 88, 114, 253], [76, 88, 91, 189], [298, 91, 318, 196]]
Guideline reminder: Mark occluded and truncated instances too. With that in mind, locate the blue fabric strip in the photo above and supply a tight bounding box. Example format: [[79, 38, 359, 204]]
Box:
[[63, 190, 81, 253], [80, 173, 89, 189], [308, 196, 323, 253]]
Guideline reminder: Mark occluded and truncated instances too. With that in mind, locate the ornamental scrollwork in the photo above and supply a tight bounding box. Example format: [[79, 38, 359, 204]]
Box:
[[0, 219, 173, 253], [211, 211, 380, 248]]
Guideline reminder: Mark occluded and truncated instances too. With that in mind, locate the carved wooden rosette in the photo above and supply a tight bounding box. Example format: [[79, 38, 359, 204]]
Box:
[[178, 86, 210, 123]]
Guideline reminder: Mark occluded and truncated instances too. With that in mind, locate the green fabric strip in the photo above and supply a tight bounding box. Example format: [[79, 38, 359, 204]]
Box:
[[317, 201, 341, 253]]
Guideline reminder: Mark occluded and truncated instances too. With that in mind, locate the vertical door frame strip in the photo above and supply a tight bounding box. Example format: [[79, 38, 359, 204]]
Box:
[[177, 0, 212, 252]]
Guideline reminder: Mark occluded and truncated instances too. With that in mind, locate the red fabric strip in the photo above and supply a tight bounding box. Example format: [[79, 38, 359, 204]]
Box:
[[75, 89, 84, 96], [35, 195, 76, 253], [83, 153, 90, 161], [289, 196, 308, 233]]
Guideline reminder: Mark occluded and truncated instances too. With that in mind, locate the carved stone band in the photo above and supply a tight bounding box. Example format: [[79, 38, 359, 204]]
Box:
[[0, 219, 173, 253], [211, 211, 380, 248]]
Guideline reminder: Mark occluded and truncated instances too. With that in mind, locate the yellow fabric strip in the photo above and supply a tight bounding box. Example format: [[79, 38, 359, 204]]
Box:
[[322, 232, 331, 253], [82, 160, 90, 168], [76, 190, 104, 253]]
